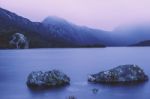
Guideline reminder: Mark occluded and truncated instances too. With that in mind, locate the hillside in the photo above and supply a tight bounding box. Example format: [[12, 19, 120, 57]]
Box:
[[0, 8, 106, 48]]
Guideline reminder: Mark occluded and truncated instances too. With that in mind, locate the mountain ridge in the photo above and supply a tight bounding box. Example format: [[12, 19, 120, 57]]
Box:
[[0, 7, 106, 48], [1, 7, 150, 48]]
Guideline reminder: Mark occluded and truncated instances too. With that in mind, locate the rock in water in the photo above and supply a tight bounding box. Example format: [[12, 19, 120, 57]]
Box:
[[27, 70, 70, 88], [88, 64, 148, 83], [9, 33, 29, 49]]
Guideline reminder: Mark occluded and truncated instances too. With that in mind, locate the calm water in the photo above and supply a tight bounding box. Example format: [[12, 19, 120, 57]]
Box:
[[0, 47, 150, 99]]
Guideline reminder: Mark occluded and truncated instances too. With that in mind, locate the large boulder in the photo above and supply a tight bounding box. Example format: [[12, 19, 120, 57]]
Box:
[[88, 64, 148, 83], [9, 33, 29, 49], [27, 70, 70, 88]]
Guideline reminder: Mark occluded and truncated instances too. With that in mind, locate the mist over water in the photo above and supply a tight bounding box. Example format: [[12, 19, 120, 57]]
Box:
[[0, 47, 150, 99], [0, 1, 150, 99]]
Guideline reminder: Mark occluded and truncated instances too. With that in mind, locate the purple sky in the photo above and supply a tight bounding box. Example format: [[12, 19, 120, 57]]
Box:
[[1, 0, 150, 30]]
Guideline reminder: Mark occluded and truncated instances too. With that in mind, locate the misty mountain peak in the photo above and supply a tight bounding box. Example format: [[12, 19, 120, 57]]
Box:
[[42, 16, 69, 25]]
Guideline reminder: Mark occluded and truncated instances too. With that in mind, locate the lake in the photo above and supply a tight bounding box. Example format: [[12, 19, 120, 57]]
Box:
[[0, 47, 150, 99]]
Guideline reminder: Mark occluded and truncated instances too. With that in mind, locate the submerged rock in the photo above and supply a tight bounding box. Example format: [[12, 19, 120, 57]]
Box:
[[68, 96, 77, 99], [9, 33, 29, 49], [88, 64, 148, 83], [27, 70, 70, 88], [92, 88, 99, 94]]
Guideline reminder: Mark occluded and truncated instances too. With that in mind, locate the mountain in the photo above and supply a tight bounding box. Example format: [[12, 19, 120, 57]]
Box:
[[0, 8, 107, 49], [131, 40, 150, 46], [42, 16, 111, 47], [0, 8, 52, 48], [1, 7, 150, 49], [112, 24, 150, 46]]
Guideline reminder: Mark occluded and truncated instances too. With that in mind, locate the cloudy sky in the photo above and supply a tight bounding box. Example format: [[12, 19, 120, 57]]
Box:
[[0, 0, 150, 30]]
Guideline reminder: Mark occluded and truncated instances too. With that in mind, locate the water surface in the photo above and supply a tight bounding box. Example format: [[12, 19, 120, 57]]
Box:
[[0, 47, 150, 99]]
